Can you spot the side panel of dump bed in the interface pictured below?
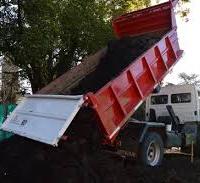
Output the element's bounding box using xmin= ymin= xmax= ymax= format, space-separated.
xmin=87 ymin=30 xmax=182 ymax=142
xmin=2 ymin=95 xmax=84 ymax=146
xmin=87 ymin=1 xmax=183 ymax=142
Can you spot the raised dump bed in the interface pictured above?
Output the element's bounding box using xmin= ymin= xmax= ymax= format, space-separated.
xmin=2 ymin=0 xmax=183 ymax=146
xmin=39 ymin=33 xmax=167 ymax=95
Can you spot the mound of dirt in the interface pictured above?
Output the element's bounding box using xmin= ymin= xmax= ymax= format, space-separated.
xmin=70 ymin=35 xmax=161 ymax=95
xmin=0 ymin=136 xmax=199 ymax=183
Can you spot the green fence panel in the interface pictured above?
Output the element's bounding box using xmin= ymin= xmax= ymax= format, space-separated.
xmin=0 ymin=104 xmax=16 ymax=142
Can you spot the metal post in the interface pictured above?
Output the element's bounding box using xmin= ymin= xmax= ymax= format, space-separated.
xmin=191 ymin=141 xmax=194 ymax=163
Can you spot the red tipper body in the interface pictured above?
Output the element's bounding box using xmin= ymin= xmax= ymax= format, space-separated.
xmin=86 ymin=1 xmax=183 ymax=143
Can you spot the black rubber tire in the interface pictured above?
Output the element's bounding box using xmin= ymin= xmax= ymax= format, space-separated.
xmin=140 ymin=132 xmax=164 ymax=167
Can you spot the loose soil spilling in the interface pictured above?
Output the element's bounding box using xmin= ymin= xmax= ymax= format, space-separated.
xmin=70 ymin=34 xmax=162 ymax=95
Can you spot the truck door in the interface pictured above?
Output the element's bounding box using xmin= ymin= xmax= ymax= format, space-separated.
xmin=170 ymin=92 xmax=197 ymax=123
xmin=146 ymin=94 xmax=169 ymax=121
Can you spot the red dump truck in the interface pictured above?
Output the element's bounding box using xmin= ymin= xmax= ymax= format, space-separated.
xmin=1 ymin=0 xmax=183 ymax=166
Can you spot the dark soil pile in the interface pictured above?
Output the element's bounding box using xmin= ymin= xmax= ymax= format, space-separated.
xmin=0 ymin=136 xmax=200 ymax=183
xmin=70 ymin=35 xmax=161 ymax=95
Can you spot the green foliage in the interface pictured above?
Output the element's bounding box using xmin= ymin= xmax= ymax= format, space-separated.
xmin=177 ymin=0 xmax=190 ymax=18
xmin=0 ymin=0 xmax=188 ymax=93
xmin=178 ymin=72 xmax=200 ymax=86
xmin=181 ymin=0 xmax=190 ymax=3
xmin=1 ymin=0 xmax=122 ymax=92
xmin=1 ymin=0 xmax=61 ymax=92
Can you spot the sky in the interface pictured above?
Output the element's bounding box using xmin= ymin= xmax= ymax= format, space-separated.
xmin=162 ymin=0 xmax=200 ymax=84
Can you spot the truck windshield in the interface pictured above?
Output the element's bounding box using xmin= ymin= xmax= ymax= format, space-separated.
xmin=171 ymin=93 xmax=191 ymax=103
xmin=151 ymin=95 xmax=168 ymax=105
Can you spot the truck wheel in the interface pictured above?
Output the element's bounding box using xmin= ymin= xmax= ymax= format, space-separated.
xmin=140 ymin=132 xmax=164 ymax=166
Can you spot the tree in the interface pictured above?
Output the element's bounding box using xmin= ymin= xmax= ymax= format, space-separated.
xmin=1 ymin=0 xmax=62 ymax=92
xmin=178 ymin=72 xmax=200 ymax=86
xmin=0 ymin=0 xmax=189 ymax=93
xmin=0 ymin=60 xmax=19 ymax=120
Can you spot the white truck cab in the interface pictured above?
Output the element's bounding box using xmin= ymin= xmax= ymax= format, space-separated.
xmin=146 ymin=84 xmax=200 ymax=124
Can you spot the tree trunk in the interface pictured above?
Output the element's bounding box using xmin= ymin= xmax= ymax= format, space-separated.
xmin=28 ymin=68 xmax=45 ymax=94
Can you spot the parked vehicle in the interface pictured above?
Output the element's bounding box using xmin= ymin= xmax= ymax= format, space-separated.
xmin=146 ymin=84 xmax=200 ymax=124
xmin=146 ymin=84 xmax=200 ymax=153
xmin=1 ymin=0 xmax=183 ymax=166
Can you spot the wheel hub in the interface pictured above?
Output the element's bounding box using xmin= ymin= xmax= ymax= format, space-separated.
xmin=147 ymin=141 xmax=160 ymax=166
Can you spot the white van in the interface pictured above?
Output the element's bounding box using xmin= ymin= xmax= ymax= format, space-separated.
xmin=146 ymin=84 xmax=200 ymax=124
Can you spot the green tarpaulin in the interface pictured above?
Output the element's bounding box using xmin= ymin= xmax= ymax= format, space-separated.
xmin=0 ymin=104 xmax=16 ymax=142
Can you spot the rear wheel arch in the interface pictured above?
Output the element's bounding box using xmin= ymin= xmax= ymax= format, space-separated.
xmin=139 ymin=126 xmax=167 ymax=144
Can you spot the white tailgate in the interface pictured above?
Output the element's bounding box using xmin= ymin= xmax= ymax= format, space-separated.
xmin=1 ymin=95 xmax=84 ymax=146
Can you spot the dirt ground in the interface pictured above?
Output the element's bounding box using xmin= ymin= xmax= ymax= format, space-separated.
xmin=0 ymin=136 xmax=199 ymax=183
